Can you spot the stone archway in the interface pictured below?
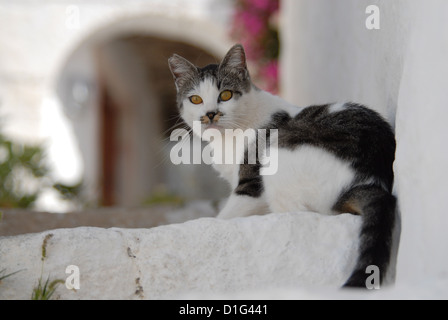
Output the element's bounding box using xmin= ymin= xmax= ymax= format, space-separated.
xmin=95 ymin=36 xmax=228 ymax=206
xmin=55 ymin=14 xmax=232 ymax=207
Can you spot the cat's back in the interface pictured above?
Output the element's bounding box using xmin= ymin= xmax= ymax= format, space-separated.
xmin=265 ymin=102 xmax=396 ymax=192
xmin=274 ymin=103 xmax=394 ymax=148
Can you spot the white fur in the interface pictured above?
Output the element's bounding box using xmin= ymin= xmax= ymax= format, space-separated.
xmin=182 ymin=80 xmax=301 ymax=137
xmin=216 ymin=144 xmax=356 ymax=219
xmin=217 ymin=193 xmax=270 ymax=219
xmin=242 ymin=89 xmax=301 ymax=128
xmin=182 ymin=78 xmax=354 ymax=219
xmin=208 ymin=124 xmax=257 ymax=188
xmin=210 ymin=133 xmax=244 ymax=189
xmin=182 ymin=78 xmax=221 ymax=137
xmin=263 ymin=146 xmax=355 ymax=215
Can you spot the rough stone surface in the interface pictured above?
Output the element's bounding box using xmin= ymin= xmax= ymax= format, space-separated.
xmin=0 ymin=212 xmax=360 ymax=300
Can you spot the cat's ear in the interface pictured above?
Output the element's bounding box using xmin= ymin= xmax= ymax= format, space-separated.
xmin=219 ymin=44 xmax=249 ymax=78
xmin=168 ymin=54 xmax=198 ymax=90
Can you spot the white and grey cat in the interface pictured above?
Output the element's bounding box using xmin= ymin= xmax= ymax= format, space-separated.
xmin=168 ymin=44 xmax=397 ymax=288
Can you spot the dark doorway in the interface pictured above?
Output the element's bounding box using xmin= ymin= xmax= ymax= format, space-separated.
xmin=95 ymin=36 xmax=228 ymax=207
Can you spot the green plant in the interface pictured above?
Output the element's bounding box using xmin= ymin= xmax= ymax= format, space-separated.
xmin=0 ymin=268 xmax=22 ymax=284
xmin=0 ymin=130 xmax=84 ymax=209
xmin=142 ymin=189 xmax=185 ymax=207
xmin=0 ymin=268 xmax=23 ymax=295
xmin=31 ymin=233 xmax=63 ymax=300
xmin=31 ymin=276 xmax=64 ymax=300
xmin=0 ymin=132 xmax=48 ymax=208
xmin=52 ymin=181 xmax=83 ymax=201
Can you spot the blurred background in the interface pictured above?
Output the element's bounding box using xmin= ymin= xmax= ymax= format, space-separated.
xmin=1 ymin=0 xmax=448 ymax=276
xmin=1 ymin=0 xmax=448 ymax=294
xmin=0 ymin=0 xmax=287 ymax=235
xmin=0 ymin=0 xmax=281 ymax=215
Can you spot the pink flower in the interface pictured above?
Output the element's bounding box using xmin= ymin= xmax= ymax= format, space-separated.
xmin=259 ymin=60 xmax=279 ymax=93
xmin=248 ymin=0 xmax=272 ymax=11
xmin=241 ymin=11 xmax=264 ymax=36
xmin=262 ymin=60 xmax=278 ymax=79
xmin=261 ymin=60 xmax=279 ymax=81
xmin=232 ymin=0 xmax=280 ymax=93
xmin=241 ymin=40 xmax=261 ymax=60
xmin=248 ymin=0 xmax=279 ymax=13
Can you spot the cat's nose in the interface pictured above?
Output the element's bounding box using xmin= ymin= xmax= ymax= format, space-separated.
xmin=206 ymin=112 xmax=217 ymax=121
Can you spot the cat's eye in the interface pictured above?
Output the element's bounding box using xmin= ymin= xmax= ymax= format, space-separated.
xmin=189 ymin=95 xmax=203 ymax=105
xmin=220 ymin=90 xmax=233 ymax=102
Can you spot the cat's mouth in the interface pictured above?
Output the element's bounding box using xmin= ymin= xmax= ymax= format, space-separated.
xmin=200 ymin=112 xmax=226 ymax=132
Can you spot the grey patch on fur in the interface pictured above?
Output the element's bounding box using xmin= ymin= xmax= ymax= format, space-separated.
xmin=263 ymin=103 xmax=396 ymax=192
xmin=261 ymin=103 xmax=397 ymax=288
xmin=168 ymin=44 xmax=252 ymax=110
xmin=217 ymin=44 xmax=252 ymax=94
xmin=235 ymin=135 xmax=263 ymax=198
xmin=334 ymin=185 xmax=397 ymax=287
xmin=235 ymin=163 xmax=263 ymax=198
xmin=168 ymin=54 xmax=200 ymax=108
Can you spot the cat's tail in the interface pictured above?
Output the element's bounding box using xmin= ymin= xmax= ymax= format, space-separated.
xmin=335 ymin=184 xmax=397 ymax=288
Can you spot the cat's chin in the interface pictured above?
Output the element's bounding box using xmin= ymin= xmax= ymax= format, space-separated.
xmin=206 ymin=123 xmax=224 ymax=130
xmin=203 ymin=124 xmax=225 ymax=133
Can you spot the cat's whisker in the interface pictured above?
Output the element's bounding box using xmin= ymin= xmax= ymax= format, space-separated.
xmin=159 ymin=124 xmax=191 ymax=144
xmin=160 ymin=117 xmax=187 ymax=137
xmin=153 ymin=126 xmax=194 ymax=169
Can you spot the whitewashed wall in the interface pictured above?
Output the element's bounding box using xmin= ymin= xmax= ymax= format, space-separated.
xmin=281 ymin=0 xmax=448 ymax=290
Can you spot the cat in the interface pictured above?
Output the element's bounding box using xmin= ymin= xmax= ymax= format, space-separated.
xmin=168 ymin=44 xmax=397 ymax=288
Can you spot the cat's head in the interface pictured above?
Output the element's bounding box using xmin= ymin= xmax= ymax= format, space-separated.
xmin=168 ymin=44 xmax=254 ymax=137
